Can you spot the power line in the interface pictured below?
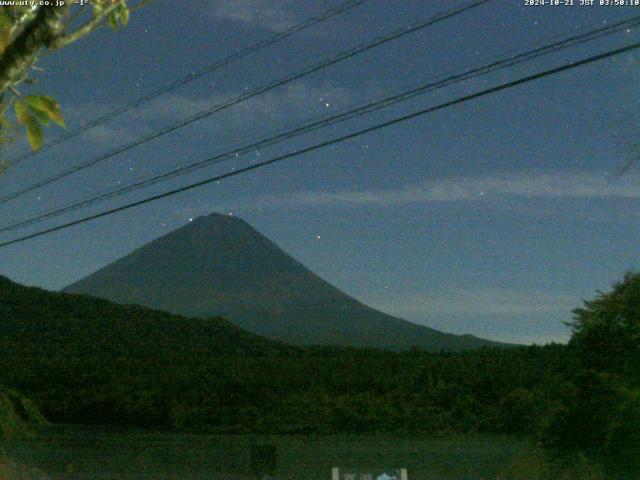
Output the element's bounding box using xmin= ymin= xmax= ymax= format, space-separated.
xmin=3 ymin=14 xmax=639 ymax=233
xmin=7 ymin=0 xmax=370 ymax=167
xmin=1 ymin=40 xmax=637 ymax=249
xmin=0 ymin=0 xmax=491 ymax=205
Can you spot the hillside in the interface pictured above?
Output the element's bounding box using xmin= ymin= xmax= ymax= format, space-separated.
xmin=0 ymin=274 xmax=288 ymax=427
xmin=0 ymin=275 xmax=566 ymax=433
xmin=0 ymin=273 xmax=283 ymax=360
xmin=64 ymin=213 xmax=506 ymax=351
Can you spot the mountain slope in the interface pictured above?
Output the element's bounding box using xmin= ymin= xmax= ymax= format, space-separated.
xmin=0 ymin=274 xmax=292 ymax=425
xmin=0 ymin=275 xmax=562 ymax=435
xmin=0 ymin=274 xmax=279 ymax=359
xmin=64 ymin=213 xmax=506 ymax=351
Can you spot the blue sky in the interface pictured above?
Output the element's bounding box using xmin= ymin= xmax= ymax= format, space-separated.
xmin=0 ymin=0 xmax=639 ymax=344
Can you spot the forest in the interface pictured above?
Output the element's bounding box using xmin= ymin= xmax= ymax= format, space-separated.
xmin=0 ymin=272 xmax=638 ymax=478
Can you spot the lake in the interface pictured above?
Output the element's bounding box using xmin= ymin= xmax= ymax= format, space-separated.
xmin=0 ymin=426 xmax=533 ymax=479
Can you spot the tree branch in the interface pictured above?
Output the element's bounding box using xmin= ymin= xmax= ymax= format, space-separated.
xmin=7 ymin=6 xmax=39 ymax=46
xmin=51 ymin=0 xmax=153 ymax=51
xmin=0 ymin=5 xmax=69 ymax=95
xmin=50 ymin=3 xmax=120 ymax=51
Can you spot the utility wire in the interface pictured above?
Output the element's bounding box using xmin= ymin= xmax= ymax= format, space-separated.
xmin=3 ymin=14 xmax=639 ymax=233
xmin=0 ymin=0 xmax=491 ymax=205
xmin=7 ymin=0 xmax=370 ymax=167
xmin=1 ymin=40 xmax=638 ymax=249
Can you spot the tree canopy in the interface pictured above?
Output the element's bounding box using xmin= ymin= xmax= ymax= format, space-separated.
xmin=0 ymin=0 xmax=144 ymax=169
xmin=543 ymin=272 xmax=640 ymax=479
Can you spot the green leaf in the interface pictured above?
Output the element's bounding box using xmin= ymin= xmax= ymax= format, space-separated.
xmin=23 ymin=94 xmax=50 ymax=112
xmin=14 ymin=100 xmax=29 ymax=125
xmin=92 ymin=1 xmax=105 ymax=18
xmin=24 ymin=95 xmax=65 ymax=127
xmin=28 ymin=107 xmax=50 ymax=126
xmin=48 ymin=109 xmax=65 ymax=128
xmin=108 ymin=10 xmax=119 ymax=31
xmin=119 ymin=5 xmax=129 ymax=27
xmin=25 ymin=116 xmax=43 ymax=151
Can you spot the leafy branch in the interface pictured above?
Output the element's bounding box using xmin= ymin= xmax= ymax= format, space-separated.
xmin=15 ymin=95 xmax=65 ymax=151
xmin=0 ymin=0 xmax=149 ymax=164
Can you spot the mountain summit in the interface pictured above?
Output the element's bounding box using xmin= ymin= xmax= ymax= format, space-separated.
xmin=64 ymin=213 xmax=504 ymax=350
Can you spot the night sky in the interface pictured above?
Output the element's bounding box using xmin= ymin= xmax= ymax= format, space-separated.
xmin=1 ymin=0 xmax=639 ymax=344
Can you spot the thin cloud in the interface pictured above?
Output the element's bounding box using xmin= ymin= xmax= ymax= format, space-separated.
xmin=228 ymin=170 xmax=640 ymax=211
xmin=362 ymin=287 xmax=577 ymax=345
xmin=149 ymin=84 xmax=352 ymax=123
xmin=214 ymin=0 xmax=299 ymax=32
xmin=67 ymin=82 xmax=352 ymax=147
xmin=369 ymin=287 xmax=580 ymax=319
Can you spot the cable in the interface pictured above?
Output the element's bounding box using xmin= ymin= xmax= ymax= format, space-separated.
xmin=1 ymin=40 xmax=637 ymax=249
xmin=0 ymin=0 xmax=491 ymax=205
xmin=7 ymin=0 xmax=370 ymax=167
xmin=1 ymin=0 xmax=487 ymax=202
xmin=4 ymin=16 xmax=638 ymax=231
xmin=3 ymin=14 xmax=639 ymax=232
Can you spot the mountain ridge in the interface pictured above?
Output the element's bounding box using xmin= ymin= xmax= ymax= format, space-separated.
xmin=64 ymin=213 xmax=509 ymax=351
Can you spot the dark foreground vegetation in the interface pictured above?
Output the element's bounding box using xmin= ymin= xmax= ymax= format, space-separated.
xmin=0 ymin=273 xmax=638 ymax=478
xmin=0 ymin=386 xmax=46 ymax=438
xmin=1 ymin=428 xmax=532 ymax=480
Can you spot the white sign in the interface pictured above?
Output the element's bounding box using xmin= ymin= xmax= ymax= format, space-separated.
xmin=332 ymin=467 xmax=408 ymax=480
